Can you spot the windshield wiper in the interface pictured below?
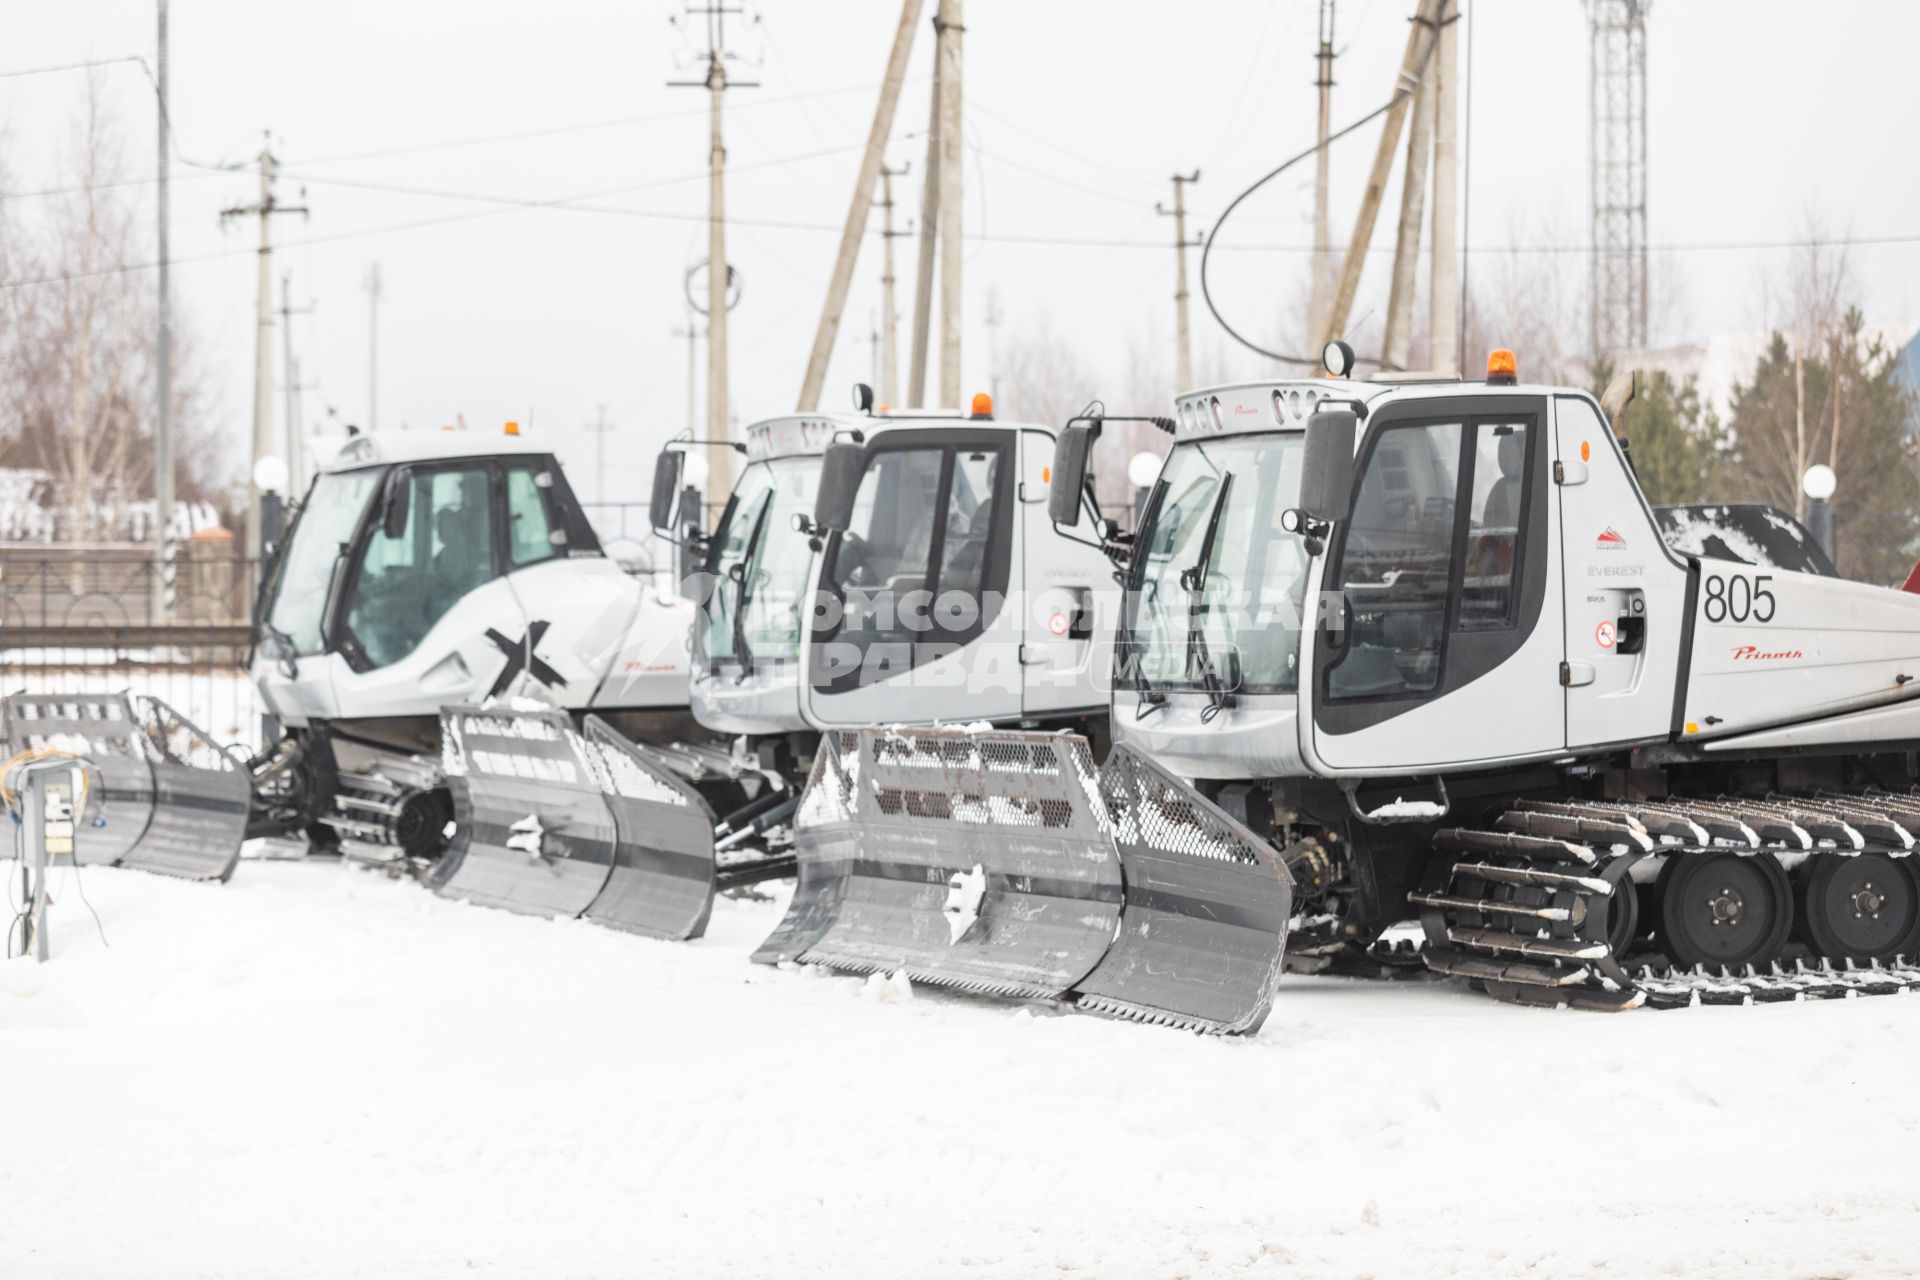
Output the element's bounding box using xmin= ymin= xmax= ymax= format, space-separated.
xmin=1179 ymin=474 xmax=1238 ymax=721
xmin=730 ymin=499 xmax=775 ymax=682
xmin=1123 ymin=480 xmax=1170 ymax=720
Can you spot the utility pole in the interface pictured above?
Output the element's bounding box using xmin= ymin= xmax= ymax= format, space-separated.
xmin=984 ymin=287 xmax=1003 ymax=404
xmin=906 ymin=42 xmax=943 ymax=408
xmin=1427 ymin=0 xmax=1461 ymax=375
xmin=1157 ymin=171 xmax=1202 ymax=392
xmin=1313 ymin=0 xmax=1442 ymax=359
xmin=364 ymin=263 xmax=383 ymax=431
xmin=795 ymin=0 xmax=924 ymax=411
xmin=934 ymin=0 xmax=965 ymax=407
xmin=672 ymin=313 xmax=701 ymax=435
xmin=584 ymin=405 xmax=614 ymax=509
xmin=1382 ymin=58 xmax=1434 ymax=369
xmin=1307 ymin=0 xmax=1337 ymax=347
xmin=279 ymin=272 xmax=315 ymax=493
xmin=152 ymin=0 xmax=173 ymax=621
xmin=877 ymin=161 xmax=909 ymax=406
xmin=671 ymin=1 xmax=756 ymax=499
xmin=221 ymin=143 xmax=306 ymax=563
xmin=1587 ymin=0 xmax=1650 ymax=359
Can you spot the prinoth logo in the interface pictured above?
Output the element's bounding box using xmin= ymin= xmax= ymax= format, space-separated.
xmin=1732 ymin=644 xmax=1804 ymax=662
xmin=1595 ymin=527 xmax=1627 ymax=550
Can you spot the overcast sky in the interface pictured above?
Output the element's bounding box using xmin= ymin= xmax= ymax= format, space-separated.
xmin=7 ymin=0 xmax=1918 ymax=507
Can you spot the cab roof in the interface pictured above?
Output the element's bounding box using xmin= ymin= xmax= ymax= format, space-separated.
xmin=744 ymin=409 xmax=1047 ymax=460
xmin=315 ymin=429 xmax=553 ymax=474
xmin=1173 ymin=375 xmax=1587 ymax=441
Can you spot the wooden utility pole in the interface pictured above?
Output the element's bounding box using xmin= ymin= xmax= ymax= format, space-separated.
xmin=1427 ymin=0 xmax=1461 ymax=375
xmin=1157 ymin=172 xmax=1202 ymax=392
xmin=221 ymin=144 xmax=306 ymax=562
xmin=1382 ymin=62 xmax=1434 ymax=369
xmin=877 ymin=162 xmax=909 ymax=405
xmin=934 ymin=0 xmax=965 ymax=407
xmin=906 ymin=38 xmax=944 ymax=407
xmin=672 ymin=2 xmax=755 ymax=497
xmin=1312 ymin=0 xmax=1442 ymax=359
xmin=795 ymin=0 xmax=924 ymax=411
xmin=1308 ymin=0 xmax=1337 ymax=345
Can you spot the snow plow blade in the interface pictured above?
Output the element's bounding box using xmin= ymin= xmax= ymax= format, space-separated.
xmin=1073 ymin=745 xmax=1291 ymax=1034
xmin=579 ymin=718 xmax=715 ymax=941
xmin=0 ymin=693 xmax=248 ymax=881
xmin=753 ymin=727 xmax=1292 ymax=1033
xmin=433 ymin=707 xmax=618 ymax=917
xmin=433 ymin=707 xmax=717 ymax=940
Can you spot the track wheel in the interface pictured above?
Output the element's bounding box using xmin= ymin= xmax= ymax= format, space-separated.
xmin=1799 ymin=853 xmax=1920 ymax=963
xmin=1656 ymin=852 xmax=1792 ymax=970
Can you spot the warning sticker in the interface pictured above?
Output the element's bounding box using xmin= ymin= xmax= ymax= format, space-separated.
xmin=1595 ymin=620 xmax=1617 ymax=650
xmin=1048 ymin=612 xmax=1070 ymax=637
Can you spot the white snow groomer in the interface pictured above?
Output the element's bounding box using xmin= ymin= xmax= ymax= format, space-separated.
xmin=248 ymin=427 xmax=734 ymax=939
xmin=1038 ymin=344 xmax=1920 ymax=1013
xmin=735 ymin=390 xmax=1299 ymax=1034
xmin=1 ymin=693 xmax=250 ymax=881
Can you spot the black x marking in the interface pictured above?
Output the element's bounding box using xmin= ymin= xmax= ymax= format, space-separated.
xmin=485 ymin=620 xmax=563 ymax=697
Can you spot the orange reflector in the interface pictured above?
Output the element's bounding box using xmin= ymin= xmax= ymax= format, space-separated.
xmin=970 ymin=392 xmax=993 ymax=419
xmin=1685 ymin=721 xmax=1699 ymax=735
xmin=504 ymin=421 xmax=521 ymax=436
xmin=1580 ymin=440 xmax=1591 ymax=462
xmin=1042 ymin=466 xmax=1051 ymax=484
xmin=1486 ymin=348 xmax=1518 ymax=384
xmin=876 ymin=404 xmax=892 ymax=413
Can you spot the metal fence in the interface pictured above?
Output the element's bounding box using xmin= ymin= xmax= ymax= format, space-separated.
xmin=0 ymin=549 xmax=267 ymax=751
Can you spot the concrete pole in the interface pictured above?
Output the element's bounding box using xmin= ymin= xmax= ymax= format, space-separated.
xmin=934 ymin=0 xmax=965 ymax=408
xmin=152 ymin=0 xmax=173 ymax=620
xmin=687 ymin=317 xmax=699 ymax=436
xmin=1427 ymin=0 xmax=1460 ymax=375
xmin=795 ymin=0 xmax=924 ymax=412
xmin=1164 ymin=172 xmax=1200 ymax=391
xmin=281 ymin=272 xmax=300 ymax=488
xmin=1382 ymin=64 xmax=1434 ymax=369
xmin=364 ymin=262 xmax=382 ymax=431
xmin=1307 ymin=0 xmax=1336 ymax=347
xmin=248 ymin=148 xmax=275 ymax=563
xmin=706 ymin=52 xmax=733 ymax=498
xmin=1313 ymin=0 xmax=1443 ymax=358
xmin=879 ymin=164 xmax=903 ymax=406
xmin=906 ymin=43 xmax=944 ymax=408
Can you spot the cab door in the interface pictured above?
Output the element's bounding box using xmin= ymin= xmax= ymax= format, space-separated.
xmin=1019 ymin=428 xmax=1110 ymax=717
xmin=1310 ymin=397 xmax=1565 ymax=773
xmin=1553 ymin=395 xmax=1692 ymax=749
xmin=805 ymin=431 xmax=1022 ymax=727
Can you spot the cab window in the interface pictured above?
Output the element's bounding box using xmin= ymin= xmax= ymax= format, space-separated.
xmin=342 ymin=465 xmax=498 ymax=669
xmin=505 ymin=464 xmax=562 ymax=569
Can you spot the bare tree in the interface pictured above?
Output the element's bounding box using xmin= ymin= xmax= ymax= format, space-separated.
xmin=0 ymin=79 xmax=228 ymax=544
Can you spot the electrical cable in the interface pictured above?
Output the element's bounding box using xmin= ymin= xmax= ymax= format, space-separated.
xmin=1198 ymin=8 xmax=1443 ymax=369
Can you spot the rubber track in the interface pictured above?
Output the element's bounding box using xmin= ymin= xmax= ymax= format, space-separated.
xmin=1415 ymin=790 xmax=1920 ymax=1010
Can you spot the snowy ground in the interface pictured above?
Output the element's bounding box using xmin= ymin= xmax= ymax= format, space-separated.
xmin=4 ymin=859 xmax=1920 ymax=1279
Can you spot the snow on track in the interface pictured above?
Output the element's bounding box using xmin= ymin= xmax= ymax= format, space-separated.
xmin=3 ymin=859 xmax=1919 ymax=1278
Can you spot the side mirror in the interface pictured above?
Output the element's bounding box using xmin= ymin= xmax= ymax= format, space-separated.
xmin=1048 ymin=425 xmax=1094 ymax=526
xmin=381 ymin=472 xmax=410 ymax=539
xmin=813 ymin=441 xmax=866 ymax=534
xmin=649 ymin=451 xmax=684 ymax=532
xmin=1298 ymin=407 xmax=1358 ymax=523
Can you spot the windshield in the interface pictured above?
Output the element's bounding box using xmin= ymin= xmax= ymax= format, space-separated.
xmin=701 ymin=456 xmax=822 ymax=668
xmin=1124 ymin=433 xmax=1309 ymax=696
xmin=263 ymin=467 xmax=384 ymax=656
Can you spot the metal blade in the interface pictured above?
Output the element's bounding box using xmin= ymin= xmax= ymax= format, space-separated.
xmin=1072 ymin=745 xmax=1292 ymax=1034
xmin=579 ymin=717 xmax=717 ymax=941
xmin=431 ymin=706 xmax=616 ymax=918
